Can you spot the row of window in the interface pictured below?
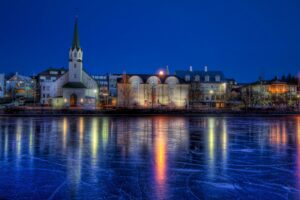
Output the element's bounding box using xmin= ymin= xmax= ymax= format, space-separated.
xmin=185 ymin=75 xmax=221 ymax=82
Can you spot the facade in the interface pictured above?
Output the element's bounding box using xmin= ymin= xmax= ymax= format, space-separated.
xmin=48 ymin=18 xmax=98 ymax=108
xmin=37 ymin=68 xmax=66 ymax=105
xmin=5 ymin=73 xmax=36 ymax=102
xmin=0 ymin=74 xmax=4 ymax=97
xmin=117 ymin=74 xmax=189 ymax=108
xmin=175 ymin=67 xmax=228 ymax=108
xmin=241 ymin=80 xmax=298 ymax=108
xmin=92 ymin=74 xmax=109 ymax=105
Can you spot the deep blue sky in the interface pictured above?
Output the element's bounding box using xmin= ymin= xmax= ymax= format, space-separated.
xmin=0 ymin=0 xmax=300 ymax=82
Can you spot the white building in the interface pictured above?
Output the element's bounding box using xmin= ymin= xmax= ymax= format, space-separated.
xmin=50 ymin=18 xmax=98 ymax=108
xmin=0 ymin=74 xmax=4 ymax=97
xmin=117 ymin=74 xmax=189 ymax=108
xmin=37 ymin=68 xmax=66 ymax=105
xmin=176 ymin=67 xmax=229 ymax=108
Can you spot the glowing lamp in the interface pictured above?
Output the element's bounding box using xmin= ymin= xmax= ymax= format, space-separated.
xmin=159 ymin=70 xmax=164 ymax=76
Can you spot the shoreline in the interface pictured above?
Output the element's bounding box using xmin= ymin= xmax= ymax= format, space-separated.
xmin=0 ymin=107 xmax=299 ymax=117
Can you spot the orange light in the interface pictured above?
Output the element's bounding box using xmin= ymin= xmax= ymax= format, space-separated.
xmin=159 ymin=70 xmax=164 ymax=76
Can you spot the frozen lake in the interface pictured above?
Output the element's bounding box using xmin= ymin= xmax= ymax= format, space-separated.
xmin=0 ymin=116 xmax=300 ymax=199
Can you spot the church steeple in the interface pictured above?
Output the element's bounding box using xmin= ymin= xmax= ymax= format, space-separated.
xmin=68 ymin=17 xmax=83 ymax=82
xmin=71 ymin=17 xmax=81 ymax=50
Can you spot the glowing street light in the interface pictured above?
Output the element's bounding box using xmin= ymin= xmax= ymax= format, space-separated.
xmin=159 ymin=70 xmax=164 ymax=76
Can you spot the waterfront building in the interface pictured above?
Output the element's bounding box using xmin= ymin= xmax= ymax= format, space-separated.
xmin=175 ymin=66 xmax=229 ymax=108
xmin=48 ymin=18 xmax=98 ymax=108
xmin=91 ymin=74 xmax=109 ymax=106
xmin=5 ymin=72 xmax=36 ymax=103
xmin=37 ymin=68 xmax=66 ymax=105
xmin=241 ymin=80 xmax=298 ymax=108
xmin=117 ymin=73 xmax=189 ymax=108
xmin=0 ymin=74 xmax=4 ymax=98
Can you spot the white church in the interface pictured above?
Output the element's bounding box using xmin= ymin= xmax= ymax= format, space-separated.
xmin=51 ymin=18 xmax=98 ymax=108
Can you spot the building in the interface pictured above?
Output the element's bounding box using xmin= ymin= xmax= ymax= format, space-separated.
xmin=175 ymin=66 xmax=229 ymax=108
xmin=49 ymin=18 xmax=98 ymax=108
xmin=0 ymin=74 xmax=4 ymax=98
xmin=241 ymin=80 xmax=298 ymax=108
xmin=117 ymin=74 xmax=189 ymax=108
xmin=5 ymin=72 xmax=36 ymax=103
xmin=92 ymin=74 xmax=109 ymax=106
xmin=37 ymin=68 xmax=66 ymax=105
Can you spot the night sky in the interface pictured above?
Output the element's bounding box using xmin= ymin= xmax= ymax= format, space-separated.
xmin=0 ymin=0 xmax=300 ymax=82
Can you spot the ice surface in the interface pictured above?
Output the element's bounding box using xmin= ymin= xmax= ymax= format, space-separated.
xmin=0 ymin=116 xmax=300 ymax=199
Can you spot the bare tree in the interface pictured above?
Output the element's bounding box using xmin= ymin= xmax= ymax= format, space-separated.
xmin=119 ymin=73 xmax=132 ymax=108
xmin=189 ymin=81 xmax=202 ymax=108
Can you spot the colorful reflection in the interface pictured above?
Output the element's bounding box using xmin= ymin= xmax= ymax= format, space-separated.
xmin=221 ymin=119 xmax=228 ymax=169
xmin=154 ymin=117 xmax=167 ymax=199
xmin=269 ymin=121 xmax=287 ymax=147
xmin=296 ymin=117 xmax=300 ymax=189
xmin=62 ymin=117 xmax=68 ymax=150
xmin=207 ymin=118 xmax=215 ymax=177
xmin=91 ymin=118 xmax=99 ymax=165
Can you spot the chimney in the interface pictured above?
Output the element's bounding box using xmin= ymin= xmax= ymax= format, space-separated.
xmin=189 ymin=66 xmax=193 ymax=72
xmin=204 ymin=66 xmax=208 ymax=72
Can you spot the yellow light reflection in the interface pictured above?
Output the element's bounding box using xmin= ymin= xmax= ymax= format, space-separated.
xmin=79 ymin=117 xmax=84 ymax=140
xmin=154 ymin=117 xmax=167 ymax=199
xmin=16 ymin=119 xmax=22 ymax=159
xmin=208 ymin=118 xmax=215 ymax=177
xmin=29 ymin=119 xmax=34 ymax=157
xmin=269 ymin=122 xmax=287 ymax=147
xmin=101 ymin=118 xmax=109 ymax=149
xmin=222 ymin=119 xmax=228 ymax=168
xmin=63 ymin=117 xmax=68 ymax=150
xmin=91 ymin=118 xmax=99 ymax=164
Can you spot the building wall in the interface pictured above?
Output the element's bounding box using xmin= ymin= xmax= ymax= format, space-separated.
xmin=117 ymin=75 xmax=189 ymax=108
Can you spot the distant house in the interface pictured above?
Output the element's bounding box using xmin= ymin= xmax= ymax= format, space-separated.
xmin=5 ymin=72 xmax=36 ymax=101
xmin=240 ymin=80 xmax=298 ymax=108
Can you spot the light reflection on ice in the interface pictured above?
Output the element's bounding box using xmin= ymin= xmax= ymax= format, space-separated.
xmin=0 ymin=116 xmax=300 ymax=199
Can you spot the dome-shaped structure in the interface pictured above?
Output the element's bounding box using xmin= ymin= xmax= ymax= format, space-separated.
xmin=146 ymin=76 xmax=161 ymax=85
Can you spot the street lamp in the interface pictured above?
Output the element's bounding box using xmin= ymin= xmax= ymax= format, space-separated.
xmin=209 ymin=90 xmax=214 ymax=109
xmin=94 ymin=89 xmax=98 ymax=109
xmin=159 ymin=70 xmax=164 ymax=76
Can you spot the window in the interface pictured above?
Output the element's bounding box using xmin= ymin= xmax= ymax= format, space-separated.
xmin=74 ymin=64 xmax=76 ymax=68
xmin=74 ymin=74 xmax=77 ymax=78
xmin=215 ymin=75 xmax=220 ymax=82
xmin=185 ymin=75 xmax=190 ymax=82
xmin=195 ymin=75 xmax=200 ymax=81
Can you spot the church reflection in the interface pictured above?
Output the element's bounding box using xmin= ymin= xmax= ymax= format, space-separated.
xmin=2 ymin=116 xmax=300 ymax=198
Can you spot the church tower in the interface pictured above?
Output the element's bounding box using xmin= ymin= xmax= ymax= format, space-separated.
xmin=68 ymin=18 xmax=83 ymax=82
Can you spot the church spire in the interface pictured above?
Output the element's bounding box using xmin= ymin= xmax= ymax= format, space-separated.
xmin=71 ymin=17 xmax=81 ymax=50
